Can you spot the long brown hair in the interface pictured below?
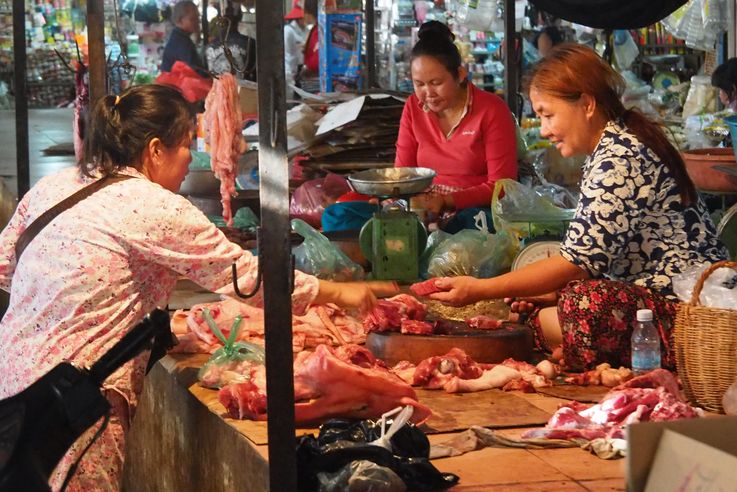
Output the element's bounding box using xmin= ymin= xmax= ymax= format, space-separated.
xmin=525 ymin=43 xmax=696 ymax=206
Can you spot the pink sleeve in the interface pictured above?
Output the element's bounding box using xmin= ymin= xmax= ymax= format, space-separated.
xmin=452 ymin=98 xmax=517 ymax=209
xmin=0 ymin=195 xmax=30 ymax=291
xmin=394 ymin=98 xmax=418 ymax=168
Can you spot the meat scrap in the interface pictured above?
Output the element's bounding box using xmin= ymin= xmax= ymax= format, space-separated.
xmin=564 ymin=363 xmax=634 ymax=388
xmin=204 ymin=73 xmax=243 ymax=226
xmin=400 ymin=319 xmax=435 ymax=335
xmin=409 ymin=278 xmax=444 ymax=297
xmin=465 ymin=315 xmax=502 ymax=330
xmin=398 ymin=349 xmax=554 ymax=394
xmin=522 ymin=369 xmax=703 ymax=441
xmin=218 ymin=344 xmax=432 ymax=425
xmin=363 ymin=294 xmax=428 ymax=333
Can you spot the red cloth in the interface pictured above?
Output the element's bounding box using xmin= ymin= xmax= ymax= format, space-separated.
xmin=395 ymin=83 xmax=517 ymax=210
xmin=304 ymin=25 xmax=319 ymax=73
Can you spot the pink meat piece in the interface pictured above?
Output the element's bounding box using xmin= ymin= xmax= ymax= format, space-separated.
xmin=332 ymin=344 xmax=386 ymax=369
xmin=445 ymin=365 xmax=522 ymax=393
xmin=465 ymin=315 xmax=502 ymax=330
xmin=412 ymin=348 xmax=485 ymax=389
xmin=391 ymin=360 xmax=417 ymax=384
xmin=363 ymin=294 xmax=427 ymax=333
xmin=409 ymin=279 xmax=443 ymax=297
xmin=522 ymin=369 xmax=702 ymax=441
xmin=400 ymin=319 xmax=435 ymax=335
xmin=204 ymin=73 xmax=242 ymax=226
xmin=219 ymin=344 xmax=432 ymax=425
xmin=173 ymin=299 xmax=364 ymax=353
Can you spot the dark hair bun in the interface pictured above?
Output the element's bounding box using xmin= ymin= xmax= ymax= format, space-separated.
xmin=417 ymin=20 xmax=455 ymax=43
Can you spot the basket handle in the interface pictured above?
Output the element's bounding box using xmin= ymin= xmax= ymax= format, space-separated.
xmin=689 ymin=260 xmax=737 ymax=306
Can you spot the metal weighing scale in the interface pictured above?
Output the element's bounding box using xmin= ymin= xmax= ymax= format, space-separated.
xmin=347 ymin=168 xmax=436 ymax=282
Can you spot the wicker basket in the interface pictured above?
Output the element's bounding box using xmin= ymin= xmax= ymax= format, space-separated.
xmin=674 ymin=260 xmax=737 ymax=412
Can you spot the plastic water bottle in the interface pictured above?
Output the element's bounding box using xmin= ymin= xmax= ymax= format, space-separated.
xmin=631 ymin=309 xmax=661 ymax=375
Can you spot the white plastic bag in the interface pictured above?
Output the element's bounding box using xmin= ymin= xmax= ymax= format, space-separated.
xmin=672 ymin=263 xmax=737 ymax=309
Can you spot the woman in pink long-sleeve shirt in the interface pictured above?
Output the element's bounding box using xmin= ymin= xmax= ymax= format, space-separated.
xmin=395 ymin=21 xmax=517 ymax=225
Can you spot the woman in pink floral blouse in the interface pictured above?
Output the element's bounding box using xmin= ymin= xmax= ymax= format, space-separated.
xmin=0 ymin=84 xmax=388 ymax=491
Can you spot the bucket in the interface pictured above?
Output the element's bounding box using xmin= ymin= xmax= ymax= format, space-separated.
xmin=680 ymin=147 xmax=737 ymax=192
xmin=725 ymin=116 xmax=737 ymax=161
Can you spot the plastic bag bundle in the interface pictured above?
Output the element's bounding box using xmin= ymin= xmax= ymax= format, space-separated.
xmin=297 ymin=417 xmax=458 ymax=491
xmin=290 ymin=174 xmax=352 ymax=229
xmin=426 ymin=228 xmax=519 ymax=279
xmin=292 ymin=219 xmax=364 ymax=281
xmin=197 ymin=308 xmax=266 ymax=389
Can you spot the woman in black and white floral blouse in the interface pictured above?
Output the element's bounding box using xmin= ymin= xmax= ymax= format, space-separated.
xmin=418 ymin=44 xmax=728 ymax=370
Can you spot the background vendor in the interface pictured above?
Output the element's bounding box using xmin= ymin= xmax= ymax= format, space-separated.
xmin=394 ymin=21 xmax=518 ymax=233
xmin=423 ymin=44 xmax=728 ymax=371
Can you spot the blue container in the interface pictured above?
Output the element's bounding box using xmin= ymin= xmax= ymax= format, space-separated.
xmin=724 ymin=115 xmax=737 ymax=161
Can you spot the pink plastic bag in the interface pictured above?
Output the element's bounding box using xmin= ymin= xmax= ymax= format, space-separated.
xmin=289 ymin=174 xmax=351 ymax=228
xmin=156 ymin=61 xmax=213 ymax=103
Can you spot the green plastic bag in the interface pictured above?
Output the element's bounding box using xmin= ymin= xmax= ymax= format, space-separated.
xmin=207 ymin=207 xmax=260 ymax=230
xmin=491 ymin=179 xmax=574 ymax=239
xmin=197 ymin=308 xmax=265 ymax=389
xmin=426 ymin=228 xmax=519 ymax=278
xmin=292 ymin=218 xmax=364 ymax=281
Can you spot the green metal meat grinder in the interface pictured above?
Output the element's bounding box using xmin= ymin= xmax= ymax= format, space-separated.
xmin=347 ymin=168 xmax=436 ymax=283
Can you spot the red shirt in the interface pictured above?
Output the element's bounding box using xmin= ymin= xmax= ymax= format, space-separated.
xmin=304 ymin=25 xmax=319 ymax=73
xmin=395 ymin=83 xmax=518 ymax=210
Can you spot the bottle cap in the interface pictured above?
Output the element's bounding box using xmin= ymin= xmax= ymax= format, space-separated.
xmin=637 ymin=309 xmax=653 ymax=322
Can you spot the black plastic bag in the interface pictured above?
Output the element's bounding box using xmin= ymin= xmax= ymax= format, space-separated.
xmin=296 ymin=418 xmax=459 ymax=491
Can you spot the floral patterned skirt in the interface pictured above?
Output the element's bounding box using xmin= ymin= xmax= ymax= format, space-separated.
xmin=529 ymin=279 xmax=677 ymax=371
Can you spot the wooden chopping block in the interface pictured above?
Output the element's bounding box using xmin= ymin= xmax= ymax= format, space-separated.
xmin=367 ymin=323 xmax=533 ymax=366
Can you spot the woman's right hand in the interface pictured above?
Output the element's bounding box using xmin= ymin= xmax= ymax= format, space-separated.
xmin=315 ymin=280 xmax=379 ymax=314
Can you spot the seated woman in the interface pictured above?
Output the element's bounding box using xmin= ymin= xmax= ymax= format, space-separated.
xmin=395 ymin=21 xmax=518 ymax=232
xmin=423 ymin=44 xmax=728 ymax=370
xmin=711 ymin=57 xmax=737 ymax=112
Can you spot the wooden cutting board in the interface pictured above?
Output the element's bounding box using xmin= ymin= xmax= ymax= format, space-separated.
xmin=367 ymin=324 xmax=533 ymax=366
xmin=536 ymin=384 xmax=611 ymax=403
xmin=417 ymin=388 xmax=551 ymax=434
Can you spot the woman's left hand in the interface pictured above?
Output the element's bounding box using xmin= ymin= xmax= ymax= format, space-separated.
xmin=411 ymin=193 xmax=448 ymax=215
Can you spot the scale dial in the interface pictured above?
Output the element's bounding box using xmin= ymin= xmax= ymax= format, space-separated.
xmin=511 ymin=241 xmax=562 ymax=270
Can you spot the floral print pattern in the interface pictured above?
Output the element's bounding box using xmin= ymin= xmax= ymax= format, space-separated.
xmin=0 ymin=167 xmax=319 ymax=491
xmin=560 ymin=120 xmax=727 ymax=295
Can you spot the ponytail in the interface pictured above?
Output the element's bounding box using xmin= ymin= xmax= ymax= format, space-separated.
xmin=82 ymin=84 xmax=194 ymax=178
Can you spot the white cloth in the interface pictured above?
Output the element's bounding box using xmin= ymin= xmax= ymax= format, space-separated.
xmin=284 ymin=20 xmax=306 ymax=84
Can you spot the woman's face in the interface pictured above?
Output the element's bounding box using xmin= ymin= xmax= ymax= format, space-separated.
xmin=149 ymin=134 xmax=193 ymax=192
xmin=719 ymin=88 xmax=731 ymax=106
xmin=411 ymin=55 xmax=464 ymax=113
xmin=530 ymin=86 xmax=598 ymax=157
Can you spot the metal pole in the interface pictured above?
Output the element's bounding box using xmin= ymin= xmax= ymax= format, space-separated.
xmin=255 ymin=1 xmax=297 ymax=491
xmin=503 ymin=0 xmax=520 ymax=118
xmin=87 ymin=0 xmax=106 ymax=104
xmin=201 ymin=0 xmax=208 ymax=67
xmin=366 ymin=0 xmax=376 ymax=88
xmin=12 ymin=0 xmax=29 ymax=197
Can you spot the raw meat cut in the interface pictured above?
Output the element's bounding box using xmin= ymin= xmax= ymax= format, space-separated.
xmin=218 ymin=344 xmax=432 ymax=424
xmin=522 ymin=369 xmax=702 ymax=441
xmin=464 ymin=315 xmax=502 ymax=330
xmin=363 ymin=294 xmax=428 ymax=333
xmin=409 ymin=279 xmax=443 ymax=297
xmin=406 ymin=349 xmax=553 ymax=393
xmin=204 ymin=73 xmax=242 ymax=226
xmin=400 ymin=319 xmax=435 ymax=335
xmin=170 ymin=298 xmax=366 ymax=353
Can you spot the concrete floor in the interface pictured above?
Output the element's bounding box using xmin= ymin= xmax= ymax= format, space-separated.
xmin=0 ymin=108 xmax=77 ymax=200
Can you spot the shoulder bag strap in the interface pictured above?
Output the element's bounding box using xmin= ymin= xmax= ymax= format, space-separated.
xmin=15 ymin=174 xmax=134 ymax=261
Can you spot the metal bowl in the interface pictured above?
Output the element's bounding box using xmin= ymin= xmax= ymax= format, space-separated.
xmin=347 ymin=167 xmax=436 ymax=197
xmin=180 ymin=169 xmax=221 ymax=196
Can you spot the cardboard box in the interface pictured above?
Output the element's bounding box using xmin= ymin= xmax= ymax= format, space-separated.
xmin=626 ymin=416 xmax=737 ymax=492
xmin=238 ymin=80 xmax=258 ymax=116
xmin=321 ymin=0 xmax=362 ymax=13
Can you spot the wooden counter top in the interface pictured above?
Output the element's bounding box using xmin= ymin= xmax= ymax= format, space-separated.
xmin=122 ymin=353 xmax=625 ymax=491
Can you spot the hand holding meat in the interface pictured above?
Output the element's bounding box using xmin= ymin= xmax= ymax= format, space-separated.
xmin=426 ymin=276 xmax=485 ymax=306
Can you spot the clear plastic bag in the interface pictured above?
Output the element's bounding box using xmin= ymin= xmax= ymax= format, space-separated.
xmin=197 ymin=308 xmax=266 ymax=389
xmin=317 ymin=460 xmax=406 ymax=492
xmin=290 ymin=174 xmax=352 ymax=228
xmin=292 ymin=218 xmax=365 ymax=281
xmin=672 ymin=263 xmax=737 ymax=309
xmin=491 ymin=179 xmax=574 ymax=238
